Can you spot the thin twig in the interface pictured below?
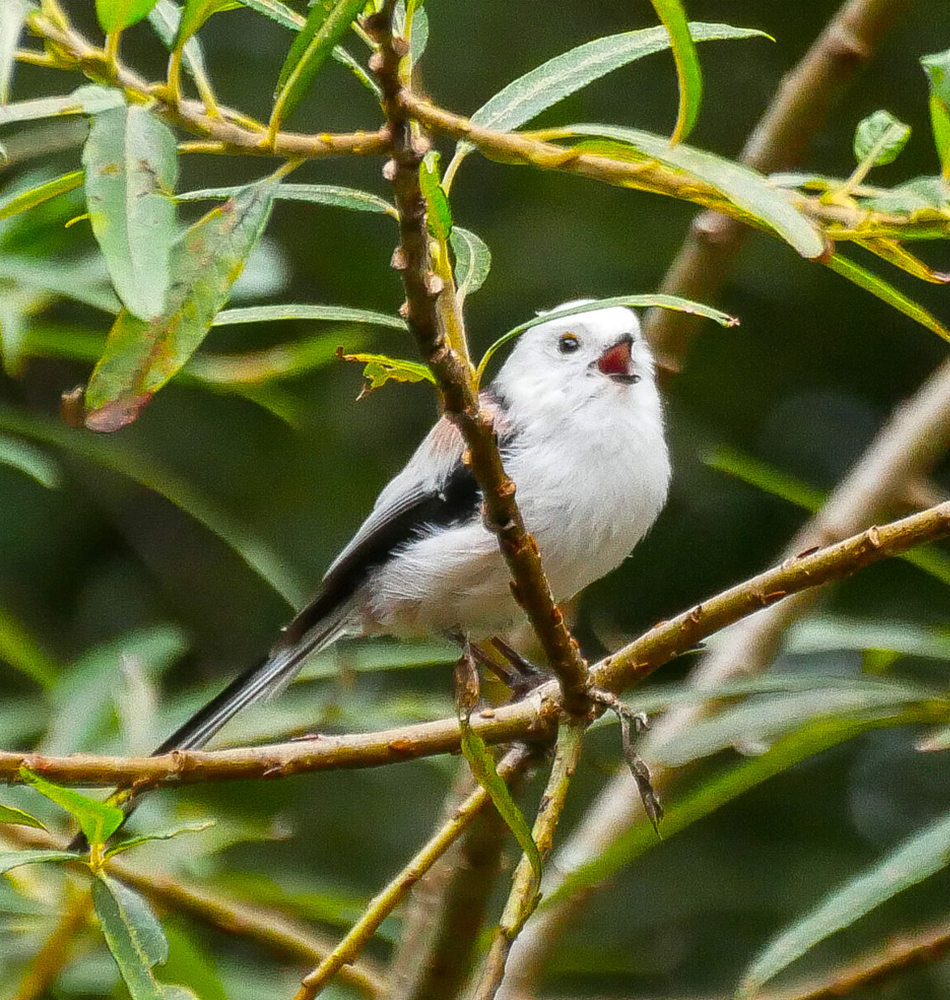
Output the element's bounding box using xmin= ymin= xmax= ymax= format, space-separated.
xmin=4 ymin=500 xmax=950 ymax=787
xmin=469 ymin=723 xmax=584 ymax=1000
xmin=386 ymin=762 xmax=512 ymax=1000
xmin=23 ymin=10 xmax=388 ymax=159
xmin=368 ymin=3 xmax=593 ymax=715
xmin=293 ymin=746 xmax=533 ymax=1000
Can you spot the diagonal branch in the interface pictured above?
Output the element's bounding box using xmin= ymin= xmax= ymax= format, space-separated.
xmin=3 ymin=500 xmax=950 ymax=789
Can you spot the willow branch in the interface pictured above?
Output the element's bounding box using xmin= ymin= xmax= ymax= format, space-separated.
xmin=3 ymin=501 xmax=950 ymax=787
xmin=23 ymin=10 xmax=387 ymax=159
xmin=367 ymin=4 xmax=592 ymax=714
xmin=643 ymin=0 xmax=917 ymax=370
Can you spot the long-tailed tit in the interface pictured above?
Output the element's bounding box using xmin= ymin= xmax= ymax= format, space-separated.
xmin=156 ymin=301 xmax=671 ymax=754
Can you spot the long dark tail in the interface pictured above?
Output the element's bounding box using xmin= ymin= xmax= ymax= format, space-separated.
xmin=69 ymin=617 xmax=347 ymax=852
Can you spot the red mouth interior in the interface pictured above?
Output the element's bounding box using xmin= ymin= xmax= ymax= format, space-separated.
xmin=597 ymin=340 xmax=632 ymax=377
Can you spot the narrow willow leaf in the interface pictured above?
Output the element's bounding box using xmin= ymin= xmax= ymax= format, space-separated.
xmin=174 ymin=0 xmax=241 ymax=46
xmin=861 ymin=175 xmax=950 ymax=215
xmin=271 ymin=0 xmax=367 ymax=130
xmin=855 ymin=238 xmax=950 ymax=283
xmin=0 ymin=604 xmax=58 ymax=688
xmin=239 ymin=0 xmax=302 ymax=29
xmin=0 ymin=170 xmax=84 ymax=221
xmin=647 ymin=0 xmax=701 ymax=143
xmin=20 ymin=768 xmax=125 ymax=846
xmin=567 ymin=124 xmax=827 ymax=259
xmin=786 ymin=616 xmax=950 ymax=663
xmin=739 ymin=809 xmax=950 ymax=996
xmin=0 ymin=803 xmax=46 ymax=829
xmin=214 ymin=303 xmax=405 ymax=329
xmin=447 ymin=23 xmax=768 ymax=181
xmin=83 ymin=175 xmax=280 ymax=431
xmin=96 ymin=0 xmax=161 ymax=32
xmin=331 ymin=44 xmax=381 ymax=98
xmin=94 ymin=875 xmax=197 ymax=1000
xmin=338 ymin=350 xmax=434 ymax=397
xmin=825 ymin=252 xmax=950 ymax=343
xmin=419 ymin=151 xmax=452 ymax=241
xmin=148 ymin=0 xmax=215 ymax=92
xmin=478 ymin=293 xmax=737 ymax=380
xmin=178 ymin=182 xmax=397 ymax=217
xmin=0 ymin=433 xmax=61 ymax=488
xmin=460 ymin=717 xmax=542 ymax=880
xmin=853 ymin=109 xmax=911 ymax=167
xmin=450 ymin=227 xmax=491 ymax=305
xmin=0 ymin=849 xmax=76 ymax=874
xmin=921 ymin=50 xmax=950 ymax=177
xmin=106 ymin=820 xmax=215 ymax=858
xmin=82 ymin=105 xmax=179 ymax=321
xmin=0 ymin=402 xmax=305 ymax=604
xmin=0 ymin=85 xmax=124 ymax=125
xmin=0 ymin=0 xmax=32 ymax=104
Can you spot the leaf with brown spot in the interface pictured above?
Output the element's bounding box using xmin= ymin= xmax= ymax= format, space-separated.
xmin=82 ymin=176 xmax=280 ymax=431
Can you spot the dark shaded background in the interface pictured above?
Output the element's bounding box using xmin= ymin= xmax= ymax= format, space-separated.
xmin=3 ymin=2 xmax=950 ymax=997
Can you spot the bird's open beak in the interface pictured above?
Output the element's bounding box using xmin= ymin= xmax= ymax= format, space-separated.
xmin=596 ymin=336 xmax=640 ymax=384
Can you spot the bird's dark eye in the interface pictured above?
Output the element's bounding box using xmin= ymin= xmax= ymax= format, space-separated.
xmin=558 ymin=333 xmax=580 ymax=354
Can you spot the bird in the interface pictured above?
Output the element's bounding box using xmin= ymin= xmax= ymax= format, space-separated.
xmin=154 ymin=300 xmax=671 ymax=755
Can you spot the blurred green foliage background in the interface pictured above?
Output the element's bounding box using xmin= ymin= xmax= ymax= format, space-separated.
xmin=3 ymin=2 xmax=950 ymax=998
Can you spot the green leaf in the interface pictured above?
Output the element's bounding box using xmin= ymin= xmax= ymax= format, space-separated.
xmin=0 ymin=849 xmax=77 ymax=874
xmin=330 ymin=43 xmax=381 ymax=98
xmin=786 ymin=615 xmax=950 ymax=663
xmin=93 ymin=874 xmax=198 ymax=1000
xmin=0 ymin=170 xmax=85 ymax=221
xmin=0 ymin=803 xmax=47 ymax=829
xmin=446 ymin=23 xmax=768 ymax=184
xmin=0 ymin=0 xmax=33 ymax=104
xmin=178 ymin=182 xmax=397 ymax=217
xmin=647 ymin=0 xmax=701 ymax=143
xmin=106 ymin=820 xmax=216 ymax=859
xmin=0 ymin=604 xmax=58 ymax=688
xmin=20 ymin=768 xmax=126 ymax=846
xmin=739 ymin=808 xmax=950 ymax=995
xmin=853 ymin=109 xmax=911 ymax=168
xmin=567 ymin=124 xmax=827 ymax=259
xmin=0 ymin=84 xmax=124 ymax=125
xmin=478 ymin=293 xmax=737 ymax=381
xmin=0 ymin=432 xmax=61 ymax=489
xmin=213 ymin=303 xmax=406 ymax=329
xmin=83 ymin=175 xmax=281 ymax=431
xmin=238 ymin=0 xmax=302 ymax=29
xmin=82 ymin=105 xmax=179 ymax=321
xmin=705 ymin=446 xmax=824 ymax=511
xmin=174 ymin=0 xmax=241 ymax=47
xmin=338 ymin=350 xmax=434 ymax=397
xmin=148 ymin=0 xmax=216 ymax=94
xmin=419 ymin=151 xmax=452 ymax=241
xmin=450 ymin=227 xmax=491 ymax=305
xmin=460 ymin=717 xmax=542 ymax=881
xmin=271 ymin=0 xmax=368 ymax=131
xmin=0 ymin=402 xmax=305 ymax=605
xmin=824 ymin=252 xmax=950 ymax=343
xmin=922 ymin=50 xmax=950 ymax=177
xmin=96 ymin=0 xmax=161 ymax=32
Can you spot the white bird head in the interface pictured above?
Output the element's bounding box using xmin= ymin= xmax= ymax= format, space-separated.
xmin=491 ymin=301 xmax=658 ymax=422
